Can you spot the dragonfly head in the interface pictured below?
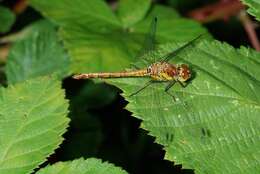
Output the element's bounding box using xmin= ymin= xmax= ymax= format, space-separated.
xmin=177 ymin=64 xmax=191 ymax=82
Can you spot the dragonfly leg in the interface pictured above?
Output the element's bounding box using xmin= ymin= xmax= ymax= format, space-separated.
xmin=165 ymin=81 xmax=176 ymax=101
xmin=129 ymin=80 xmax=153 ymax=97
xmin=178 ymin=81 xmax=187 ymax=88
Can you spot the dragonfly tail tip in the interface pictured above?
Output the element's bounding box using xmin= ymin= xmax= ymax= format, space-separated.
xmin=72 ymin=74 xmax=81 ymax=79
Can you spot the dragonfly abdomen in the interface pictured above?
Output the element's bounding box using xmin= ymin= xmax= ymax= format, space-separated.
xmin=73 ymin=69 xmax=148 ymax=79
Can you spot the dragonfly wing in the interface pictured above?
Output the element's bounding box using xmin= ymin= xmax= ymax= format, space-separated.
xmin=129 ymin=80 xmax=154 ymax=97
xmin=162 ymin=34 xmax=203 ymax=62
xmin=135 ymin=17 xmax=158 ymax=64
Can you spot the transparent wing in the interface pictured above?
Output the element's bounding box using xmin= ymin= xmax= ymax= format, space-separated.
xmin=161 ymin=34 xmax=203 ymax=62
xmin=135 ymin=17 xmax=158 ymax=65
xmin=129 ymin=18 xmax=158 ymax=95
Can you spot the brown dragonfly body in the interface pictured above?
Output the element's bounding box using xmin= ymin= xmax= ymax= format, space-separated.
xmin=73 ymin=62 xmax=191 ymax=83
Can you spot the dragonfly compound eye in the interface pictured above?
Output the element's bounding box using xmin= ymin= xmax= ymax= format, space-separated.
xmin=177 ymin=64 xmax=191 ymax=82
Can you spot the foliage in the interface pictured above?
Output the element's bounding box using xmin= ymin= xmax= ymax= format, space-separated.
xmin=241 ymin=0 xmax=260 ymax=21
xmin=117 ymin=0 xmax=152 ymax=27
xmin=5 ymin=20 xmax=70 ymax=84
xmin=0 ymin=6 xmax=15 ymax=33
xmin=30 ymin=0 xmax=206 ymax=73
xmin=36 ymin=158 xmax=128 ymax=174
xmin=108 ymin=40 xmax=260 ymax=174
xmin=0 ymin=77 xmax=69 ymax=174
xmin=0 ymin=0 xmax=259 ymax=174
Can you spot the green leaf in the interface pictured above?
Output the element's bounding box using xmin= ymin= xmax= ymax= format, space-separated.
xmin=117 ymin=0 xmax=151 ymax=27
xmin=0 ymin=20 xmax=56 ymax=44
xmin=30 ymin=0 xmax=206 ymax=73
xmin=36 ymin=158 xmax=128 ymax=174
xmin=133 ymin=14 xmax=205 ymax=42
xmin=0 ymin=76 xmax=69 ymax=174
xmin=5 ymin=21 xmax=70 ymax=84
xmin=241 ymin=0 xmax=260 ymax=21
xmin=146 ymin=4 xmax=180 ymax=19
xmin=29 ymin=0 xmax=121 ymax=31
xmin=108 ymin=40 xmax=260 ymax=174
xmin=0 ymin=6 xmax=15 ymax=33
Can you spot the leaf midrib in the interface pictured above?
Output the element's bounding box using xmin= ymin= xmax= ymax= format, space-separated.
xmin=0 ymin=81 xmax=51 ymax=164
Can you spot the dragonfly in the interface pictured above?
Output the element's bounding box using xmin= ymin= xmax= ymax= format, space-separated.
xmin=73 ymin=17 xmax=202 ymax=98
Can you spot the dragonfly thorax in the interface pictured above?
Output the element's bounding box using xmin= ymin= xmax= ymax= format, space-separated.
xmin=147 ymin=62 xmax=177 ymax=81
xmin=147 ymin=62 xmax=191 ymax=82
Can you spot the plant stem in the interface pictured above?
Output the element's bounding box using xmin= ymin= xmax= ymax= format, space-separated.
xmin=188 ymin=0 xmax=244 ymax=23
xmin=238 ymin=11 xmax=260 ymax=51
